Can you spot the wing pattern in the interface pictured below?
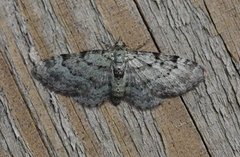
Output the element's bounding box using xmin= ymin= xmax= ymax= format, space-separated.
xmin=124 ymin=52 xmax=204 ymax=108
xmin=33 ymin=50 xmax=112 ymax=107
xmin=33 ymin=49 xmax=204 ymax=109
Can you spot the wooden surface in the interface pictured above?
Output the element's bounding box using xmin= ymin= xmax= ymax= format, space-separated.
xmin=0 ymin=0 xmax=239 ymax=157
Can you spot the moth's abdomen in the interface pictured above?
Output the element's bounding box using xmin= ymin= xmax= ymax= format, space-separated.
xmin=111 ymin=76 xmax=127 ymax=98
xmin=110 ymin=83 xmax=125 ymax=106
xmin=110 ymin=78 xmax=126 ymax=106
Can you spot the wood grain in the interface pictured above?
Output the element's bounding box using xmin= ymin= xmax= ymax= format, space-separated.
xmin=0 ymin=0 xmax=239 ymax=157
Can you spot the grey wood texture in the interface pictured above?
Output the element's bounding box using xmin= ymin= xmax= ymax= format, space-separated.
xmin=0 ymin=0 xmax=239 ymax=157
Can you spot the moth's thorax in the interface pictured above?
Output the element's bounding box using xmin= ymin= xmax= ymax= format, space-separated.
xmin=111 ymin=50 xmax=127 ymax=99
xmin=113 ymin=50 xmax=126 ymax=78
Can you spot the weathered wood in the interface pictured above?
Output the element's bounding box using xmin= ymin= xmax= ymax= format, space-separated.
xmin=134 ymin=0 xmax=240 ymax=157
xmin=201 ymin=0 xmax=240 ymax=62
xmin=0 ymin=0 xmax=239 ymax=157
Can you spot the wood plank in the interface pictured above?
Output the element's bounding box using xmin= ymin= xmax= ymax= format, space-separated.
xmin=0 ymin=92 xmax=33 ymax=157
xmin=202 ymin=0 xmax=240 ymax=62
xmin=1 ymin=0 xmax=239 ymax=156
xmin=134 ymin=0 xmax=240 ymax=156
xmin=0 ymin=53 xmax=50 ymax=156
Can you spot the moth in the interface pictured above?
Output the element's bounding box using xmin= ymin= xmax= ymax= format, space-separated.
xmin=32 ymin=42 xmax=205 ymax=109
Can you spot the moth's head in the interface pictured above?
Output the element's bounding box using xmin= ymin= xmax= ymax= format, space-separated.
xmin=113 ymin=50 xmax=126 ymax=78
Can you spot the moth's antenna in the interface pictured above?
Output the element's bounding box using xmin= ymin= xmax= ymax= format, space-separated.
xmin=113 ymin=38 xmax=127 ymax=50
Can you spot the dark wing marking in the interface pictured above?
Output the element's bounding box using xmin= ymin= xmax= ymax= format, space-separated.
xmin=125 ymin=51 xmax=204 ymax=108
xmin=124 ymin=69 xmax=163 ymax=109
xmin=32 ymin=50 xmax=112 ymax=107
